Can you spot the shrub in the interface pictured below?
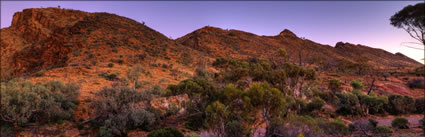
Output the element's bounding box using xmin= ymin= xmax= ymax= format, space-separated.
xmin=129 ymin=108 xmax=156 ymax=130
xmin=349 ymin=120 xmax=374 ymax=136
xmin=162 ymin=64 xmax=169 ymax=69
xmin=225 ymin=120 xmax=246 ymax=137
xmin=99 ymin=126 xmax=113 ymax=137
xmin=326 ymin=119 xmax=350 ymax=136
xmin=415 ymin=97 xmax=425 ymax=114
xmin=408 ymin=79 xmax=425 ymax=89
xmin=328 ymin=78 xmax=342 ymax=93
xmin=336 ymin=92 xmax=361 ymax=115
xmin=33 ymin=69 xmax=47 ymax=77
xmin=166 ymin=78 xmax=217 ymax=98
xmin=302 ymin=97 xmax=325 ymax=114
xmin=0 ymin=79 xmax=80 ymax=132
xmin=313 ymin=89 xmax=336 ymax=103
xmin=386 ymin=95 xmax=415 ymax=115
xmin=374 ymin=126 xmax=393 ymax=135
xmin=185 ymin=133 xmax=201 ymax=137
xmin=100 ymin=73 xmax=119 ymax=81
xmin=273 ymin=115 xmax=325 ymax=137
xmin=368 ymin=119 xmax=378 ymax=128
xmin=108 ymin=63 xmax=114 ymax=68
xmin=90 ymin=87 xmax=156 ymax=135
xmin=391 ymin=117 xmax=409 ymax=129
xmin=147 ymin=128 xmax=184 ymax=137
xmin=118 ymin=59 xmax=124 ymax=64
xmin=355 ymin=91 xmax=388 ymax=115
xmin=350 ymin=80 xmax=363 ymax=91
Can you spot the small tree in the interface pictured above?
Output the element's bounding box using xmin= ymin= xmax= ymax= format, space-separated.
xmin=328 ymin=78 xmax=342 ymax=93
xmin=127 ymin=65 xmax=143 ymax=89
xmin=350 ymin=80 xmax=363 ymax=91
xmin=205 ymin=101 xmax=228 ymax=137
xmin=392 ymin=117 xmax=409 ymax=129
xmin=390 ymin=3 xmax=425 ymax=47
xmin=244 ymin=83 xmax=286 ymax=137
xmin=336 ymin=92 xmax=361 ymax=116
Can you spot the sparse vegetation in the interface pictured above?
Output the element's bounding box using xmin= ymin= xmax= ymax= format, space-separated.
xmin=391 ymin=117 xmax=409 ymax=129
xmin=386 ymin=95 xmax=415 ymax=115
xmin=0 ymin=79 xmax=80 ymax=134
xmin=100 ymin=72 xmax=119 ymax=81
xmin=89 ymin=86 xmax=157 ymax=136
xmin=33 ymin=69 xmax=47 ymax=77
xmin=147 ymin=128 xmax=184 ymax=137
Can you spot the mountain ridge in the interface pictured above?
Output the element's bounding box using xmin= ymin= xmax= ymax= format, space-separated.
xmin=1 ymin=8 xmax=422 ymax=80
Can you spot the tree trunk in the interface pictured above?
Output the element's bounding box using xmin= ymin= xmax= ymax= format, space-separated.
xmin=367 ymin=78 xmax=376 ymax=95
xmin=14 ymin=122 xmax=19 ymax=137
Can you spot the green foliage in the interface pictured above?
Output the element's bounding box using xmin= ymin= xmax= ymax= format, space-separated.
xmin=386 ymin=95 xmax=415 ymax=115
xmin=212 ymin=57 xmax=316 ymax=96
xmin=270 ymin=115 xmax=351 ymax=137
xmin=0 ymin=79 xmax=80 ymax=128
xmin=326 ymin=119 xmax=350 ymax=136
xmin=100 ymin=73 xmax=119 ymax=81
xmin=350 ymin=80 xmax=363 ymax=91
xmin=390 ymin=3 xmax=424 ymax=45
xmin=205 ymin=101 xmax=228 ymax=136
xmin=99 ymin=126 xmax=113 ymax=137
xmin=335 ymin=92 xmax=361 ymax=115
xmin=90 ymin=87 xmax=157 ymax=135
xmin=277 ymin=115 xmax=324 ymax=136
xmin=415 ymin=97 xmax=425 ymax=114
xmin=312 ymin=89 xmax=336 ymax=103
xmin=374 ymin=126 xmax=393 ymax=135
xmin=170 ymin=78 xmax=217 ymax=131
xmin=108 ymin=63 xmax=114 ymax=68
xmin=391 ymin=117 xmax=409 ymax=129
xmin=147 ymin=128 xmax=184 ymax=137
xmin=276 ymin=48 xmax=288 ymax=58
xmin=33 ymin=69 xmax=47 ymax=77
xmin=185 ymin=133 xmax=201 ymax=137
xmin=225 ymin=120 xmax=247 ymax=137
xmin=217 ymin=84 xmax=243 ymax=105
xmin=328 ymin=78 xmax=342 ymax=93
xmin=244 ymin=83 xmax=286 ymax=115
xmin=167 ymin=78 xmax=217 ymax=99
xmin=355 ymin=91 xmax=388 ymax=115
xmin=302 ymin=97 xmax=325 ymax=114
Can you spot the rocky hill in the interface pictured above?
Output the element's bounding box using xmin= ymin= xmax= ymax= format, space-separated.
xmin=177 ymin=26 xmax=421 ymax=69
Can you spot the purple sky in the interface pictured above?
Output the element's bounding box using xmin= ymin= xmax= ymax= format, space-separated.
xmin=1 ymin=1 xmax=423 ymax=63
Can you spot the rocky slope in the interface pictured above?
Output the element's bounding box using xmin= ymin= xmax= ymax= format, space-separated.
xmin=177 ymin=26 xmax=421 ymax=69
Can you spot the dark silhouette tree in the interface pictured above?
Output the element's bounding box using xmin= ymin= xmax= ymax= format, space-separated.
xmin=390 ymin=3 xmax=425 ymax=47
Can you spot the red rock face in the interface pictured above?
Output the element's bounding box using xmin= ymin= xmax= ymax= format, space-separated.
xmin=5 ymin=8 xmax=88 ymax=75
xmin=2 ymin=8 xmax=196 ymax=78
